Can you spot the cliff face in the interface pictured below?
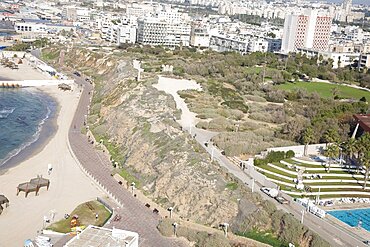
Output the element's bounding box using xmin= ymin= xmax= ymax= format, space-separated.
xmin=61 ymin=48 xmax=249 ymax=225
xmin=45 ymin=47 xmax=329 ymax=247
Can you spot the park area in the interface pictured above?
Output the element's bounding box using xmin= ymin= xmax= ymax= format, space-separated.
xmin=276 ymin=81 xmax=370 ymax=100
xmin=254 ymin=152 xmax=370 ymax=200
xmin=47 ymin=200 xmax=111 ymax=233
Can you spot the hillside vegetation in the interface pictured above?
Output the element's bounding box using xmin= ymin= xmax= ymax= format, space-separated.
xmin=41 ymin=45 xmax=335 ymax=247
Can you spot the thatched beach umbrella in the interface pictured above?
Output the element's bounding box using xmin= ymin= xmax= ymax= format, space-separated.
xmin=0 ymin=195 xmax=9 ymax=207
xmin=30 ymin=176 xmax=50 ymax=192
xmin=0 ymin=205 xmax=3 ymax=215
xmin=17 ymin=182 xmax=38 ymax=197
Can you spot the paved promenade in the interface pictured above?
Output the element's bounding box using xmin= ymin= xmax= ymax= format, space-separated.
xmin=68 ymin=77 xmax=183 ymax=247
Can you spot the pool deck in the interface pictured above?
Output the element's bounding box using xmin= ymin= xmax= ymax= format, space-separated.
xmin=325 ymin=208 xmax=370 ymax=243
xmin=324 ymin=203 xmax=370 ymax=211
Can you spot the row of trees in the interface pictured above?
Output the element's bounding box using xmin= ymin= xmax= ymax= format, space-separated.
xmin=303 ymin=127 xmax=370 ymax=189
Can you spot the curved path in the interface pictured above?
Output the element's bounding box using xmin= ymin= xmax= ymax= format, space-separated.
xmin=68 ymin=76 xmax=183 ymax=247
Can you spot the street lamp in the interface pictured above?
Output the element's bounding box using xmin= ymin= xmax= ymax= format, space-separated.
xmin=211 ymin=145 xmax=215 ymax=162
xmin=167 ymin=207 xmax=174 ymax=219
xmin=130 ymin=182 xmax=135 ymax=196
xmin=172 ymin=222 xmax=178 ymax=236
xmin=219 ymin=223 xmax=229 ymax=238
xmin=301 ymin=209 xmax=305 ymax=224
xmin=251 ymin=179 xmax=255 ymax=193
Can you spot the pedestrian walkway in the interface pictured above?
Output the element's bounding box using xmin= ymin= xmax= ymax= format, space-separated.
xmin=68 ymin=77 xmax=183 ymax=247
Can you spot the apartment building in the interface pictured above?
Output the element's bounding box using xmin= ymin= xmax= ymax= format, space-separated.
xmin=282 ymin=9 xmax=332 ymax=53
xmin=14 ymin=21 xmax=76 ymax=34
xmin=190 ymin=22 xmax=210 ymax=47
xmin=210 ymin=34 xmax=268 ymax=54
xmin=137 ymin=17 xmax=191 ymax=46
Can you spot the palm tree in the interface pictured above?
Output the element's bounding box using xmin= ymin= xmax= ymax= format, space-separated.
xmin=343 ymin=138 xmax=357 ymax=162
xmin=302 ymin=127 xmax=314 ymax=156
xmin=362 ymin=151 xmax=370 ymax=190
xmin=323 ymin=128 xmax=340 ymax=147
xmin=325 ymin=144 xmax=340 ymax=173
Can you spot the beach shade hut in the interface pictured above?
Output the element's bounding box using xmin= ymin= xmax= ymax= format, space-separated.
xmin=17 ymin=182 xmax=38 ymax=197
xmin=30 ymin=176 xmax=50 ymax=193
xmin=0 ymin=195 xmax=9 ymax=208
xmin=58 ymin=83 xmax=71 ymax=91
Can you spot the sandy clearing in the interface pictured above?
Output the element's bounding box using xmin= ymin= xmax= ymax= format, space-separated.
xmin=153 ymin=76 xmax=202 ymax=129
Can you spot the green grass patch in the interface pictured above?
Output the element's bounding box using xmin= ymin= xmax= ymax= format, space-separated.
xmin=47 ymin=200 xmax=111 ymax=233
xmin=225 ymin=182 xmax=238 ymax=190
xmin=276 ymin=81 xmax=370 ymax=100
xmin=119 ymin=168 xmax=141 ymax=188
xmin=237 ymin=230 xmax=288 ymax=247
xmin=258 ymin=164 xmax=296 ymax=178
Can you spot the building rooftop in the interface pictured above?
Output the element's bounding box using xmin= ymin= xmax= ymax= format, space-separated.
xmin=354 ymin=114 xmax=370 ymax=132
xmin=65 ymin=225 xmax=139 ymax=247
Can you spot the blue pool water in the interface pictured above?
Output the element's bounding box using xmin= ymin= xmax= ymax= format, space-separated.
xmin=328 ymin=208 xmax=370 ymax=231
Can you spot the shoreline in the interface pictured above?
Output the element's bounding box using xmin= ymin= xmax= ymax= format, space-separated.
xmin=0 ymin=88 xmax=59 ymax=174
xmin=0 ymin=85 xmax=103 ymax=246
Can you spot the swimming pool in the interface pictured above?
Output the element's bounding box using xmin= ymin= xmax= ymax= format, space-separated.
xmin=328 ymin=208 xmax=370 ymax=232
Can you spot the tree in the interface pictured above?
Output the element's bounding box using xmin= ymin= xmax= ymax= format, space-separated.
xmin=343 ymin=138 xmax=357 ymax=163
xmin=322 ymin=128 xmax=340 ymax=146
xmin=302 ymin=127 xmax=314 ymax=156
xmin=324 ymin=144 xmax=340 ymax=173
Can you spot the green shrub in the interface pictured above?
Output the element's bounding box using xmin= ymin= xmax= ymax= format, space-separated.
xmin=285 ymin=150 xmax=295 ymax=158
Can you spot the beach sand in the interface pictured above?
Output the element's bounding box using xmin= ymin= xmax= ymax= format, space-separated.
xmin=0 ymin=85 xmax=103 ymax=246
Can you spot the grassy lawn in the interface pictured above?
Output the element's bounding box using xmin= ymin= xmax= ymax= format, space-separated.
xmin=274 ymin=161 xmax=360 ymax=176
xmin=263 ymin=172 xmax=294 ymax=184
xmin=237 ymin=230 xmax=289 ymax=247
xmin=284 ymin=159 xmax=326 ymax=168
xmin=258 ymin=164 xmax=296 ymax=178
xmin=47 ymin=200 xmax=111 ymax=233
xmin=276 ymin=81 xmax=370 ymax=100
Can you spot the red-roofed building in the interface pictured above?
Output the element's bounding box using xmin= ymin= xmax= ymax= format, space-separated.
xmin=353 ymin=114 xmax=370 ymax=137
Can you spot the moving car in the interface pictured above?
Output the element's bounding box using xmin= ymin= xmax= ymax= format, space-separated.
xmin=73 ymin=71 xmax=81 ymax=77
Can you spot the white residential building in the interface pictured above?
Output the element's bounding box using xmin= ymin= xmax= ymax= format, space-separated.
xmin=210 ymin=34 xmax=268 ymax=54
xmin=137 ymin=17 xmax=191 ymax=46
xmin=65 ymin=225 xmax=139 ymax=247
xmin=14 ymin=21 xmax=76 ymax=34
xmin=190 ymin=22 xmax=210 ymax=47
xmin=282 ymin=9 xmax=332 ymax=53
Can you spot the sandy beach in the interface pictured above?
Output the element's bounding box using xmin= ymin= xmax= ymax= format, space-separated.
xmin=0 ymin=85 xmax=103 ymax=246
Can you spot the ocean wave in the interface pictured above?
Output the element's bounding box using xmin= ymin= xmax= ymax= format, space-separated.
xmin=0 ymin=105 xmax=52 ymax=167
xmin=0 ymin=107 xmax=15 ymax=119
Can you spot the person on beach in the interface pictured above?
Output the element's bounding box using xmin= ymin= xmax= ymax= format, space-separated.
xmin=48 ymin=164 xmax=53 ymax=175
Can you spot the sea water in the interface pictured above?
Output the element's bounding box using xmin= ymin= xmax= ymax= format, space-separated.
xmin=328 ymin=208 xmax=370 ymax=232
xmin=0 ymin=88 xmax=56 ymax=167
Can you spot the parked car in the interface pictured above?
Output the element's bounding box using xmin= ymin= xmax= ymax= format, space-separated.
xmin=73 ymin=71 xmax=81 ymax=77
xmin=260 ymin=187 xmax=270 ymax=195
xmin=275 ymin=196 xmax=289 ymax=204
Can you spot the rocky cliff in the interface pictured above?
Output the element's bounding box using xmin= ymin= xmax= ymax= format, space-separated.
xmin=44 ymin=46 xmax=329 ymax=247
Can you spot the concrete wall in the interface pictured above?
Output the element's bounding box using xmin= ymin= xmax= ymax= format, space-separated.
xmin=266 ymin=143 xmax=327 ymax=157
